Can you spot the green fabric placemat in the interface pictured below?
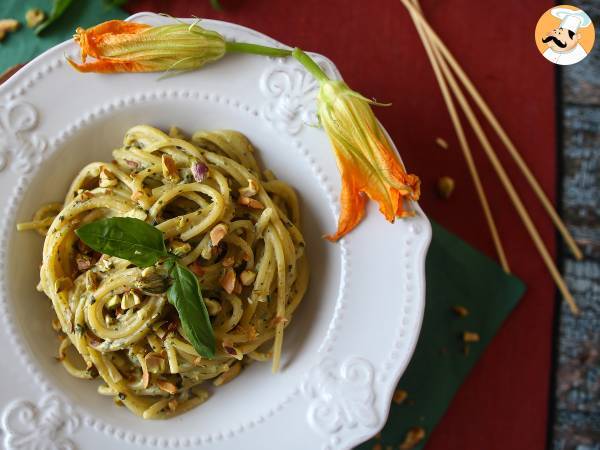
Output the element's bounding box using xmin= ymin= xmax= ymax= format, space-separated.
xmin=358 ymin=221 xmax=526 ymax=449
xmin=0 ymin=0 xmax=127 ymax=73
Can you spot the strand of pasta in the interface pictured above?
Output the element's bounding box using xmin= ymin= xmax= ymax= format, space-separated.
xmin=20 ymin=125 xmax=309 ymax=418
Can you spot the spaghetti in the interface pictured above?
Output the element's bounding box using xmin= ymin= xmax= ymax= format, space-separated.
xmin=18 ymin=125 xmax=309 ymax=419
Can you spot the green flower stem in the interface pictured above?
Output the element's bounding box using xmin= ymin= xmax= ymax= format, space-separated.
xmin=225 ymin=41 xmax=292 ymax=58
xmin=292 ymin=48 xmax=329 ymax=82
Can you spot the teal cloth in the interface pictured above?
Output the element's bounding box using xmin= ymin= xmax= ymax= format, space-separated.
xmin=357 ymin=222 xmax=525 ymax=449
xmin=0 ymin=0 xmax=127 ymax=73
xmin=0 ymin=4 xmax=526 ymax=448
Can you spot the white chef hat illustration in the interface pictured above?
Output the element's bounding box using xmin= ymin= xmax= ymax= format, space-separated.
xmin=551 ymin=7 xmax=592 ymax=33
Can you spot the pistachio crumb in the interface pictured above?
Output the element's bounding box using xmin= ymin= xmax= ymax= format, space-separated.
xmin=210 ymin=223 xmax=228 ymax=246
xmin=220 ymin=268 xmax=236 ymax=294
xmin=239 ymin=179 xmax=259 ymax=197
xmin=240 ymin=270 xmax=256 ymax=286
xmin=0 ymin=19 xmax=20 ymax=41
xmin=238 ymin=196 xmax=264 ymax=209
xmin=25 ymin=9 xmax=45 ymax=28
xmin=393 ymin=389 xmax=408 ymax=405
xmin=161 ymin=154 xmax=180 ymax=183
xmin=399 ymin=427 xmax=426 ymax=449
xmin=452 ymin=305 xmax=469 ymax=317
xmin=463 ymin=331 xmax=480 ymax=343
xmin=168 ymin=399 xmax=178 ymax=412
xmin=436 ymin=176 xmax=455 ymax=199
xmin=435 ymin=137 xmax=448 ymax=149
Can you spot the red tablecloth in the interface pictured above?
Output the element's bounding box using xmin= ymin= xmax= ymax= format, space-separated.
xmin=128 ymin=1 xmax=557 ymax=448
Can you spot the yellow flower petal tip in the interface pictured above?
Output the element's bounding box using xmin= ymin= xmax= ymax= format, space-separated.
xmin=68 ymin=20 xmax=226 ymax=74
xmin=318 ymin=80 xmax=421 ymax=241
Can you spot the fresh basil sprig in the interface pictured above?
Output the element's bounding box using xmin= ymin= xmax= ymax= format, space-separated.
xmin=76 ymin=217 xmax=167 ymax=267
xmin=76 ymin=217 xmax=215 ymax=358
xmin=167 ymin=262 xmax=215 ymax=358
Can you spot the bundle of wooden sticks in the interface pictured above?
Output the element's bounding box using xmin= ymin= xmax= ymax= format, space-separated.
xmin=401 ymin=0 xmax=581 ymax=313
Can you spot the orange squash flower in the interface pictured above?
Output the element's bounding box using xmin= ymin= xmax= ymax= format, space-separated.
xmin=293 ymin=49 xmax=420 ymax=241
xmin=67 ymin=20 xmax=226 ymax=73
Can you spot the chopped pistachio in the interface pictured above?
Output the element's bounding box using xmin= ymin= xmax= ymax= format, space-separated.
xmin=463 ymin=331 xmax=480 ymax=343
xmin=239 ymin=270 xmax=256 ymax=286
xmin=121 ymin=291 xmax=140 ymax=310
xmin=191 ymin=161 xmax=208 ymax=182
xmin=168 ymin=399 xmax=178 ymax=412
xmin=435 ymin=137 xmax=448 ymax=149
xmin=98 ymin=256 xmax=114 ymax=272
xmin=124 ymin=207 xmax=148 ymax=221
xmin=161 ymin=154 xmax=180 ymax=183
xmin=399 ymin=427 xmax=426 ymax=449
xmin=106 ymin=295 xmax=120 ymax=309
xmin=221 ymin=256 xmax=235 ymax=267
xmin=25 ymin=9 xmax=45 ymax=28
xmin=200 ymin=245 xmax=213 ymax=260
xmin=271 ymin=315 xmax=288 ymax=327
xmin=238 ymin=196 xmax=264 ymax=209
xmin=452 ymin=305 xmax=469 ymax=317
xmin=0 ymin=19 xmax=19 ymax=41
xmin=220 ymin=268 xmax=236 ymax=294
xmin=205 ymin=298 xmax=221 ymax=316
xmin=157 ymin=379 xmax=177 ymax=395
xmin=221 ymin=342 xmax=243 ymax=360
xmin=99 ymin=167 xmax=117 ymax=188
xmin=76 ymin=253 xmax=92 ymax=271
xmin=136 ymin=267 xmax=169 ymax=295
xmin=210 ymin=223 xmax=228 ymax=246
xmin=169 ymin=240 xmax=191 ymax=256
xmin=84 ymin=270 xmax=98 ymax=291
xmin=436 ymin=176 xmax=455 ymax=199
xmin=239 ymin=179 xmax=259 ymax=197
xmin=393 ymin=389 xmax=408 ymax=405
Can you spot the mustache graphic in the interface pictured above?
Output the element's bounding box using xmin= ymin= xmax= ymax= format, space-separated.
xmin=542 ymin=35 xmax=567 ymax=48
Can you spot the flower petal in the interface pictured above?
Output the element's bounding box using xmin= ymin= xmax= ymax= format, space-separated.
xmin=66 ymin=57 xmax=147 ymax=73
xmin=317 ymin=80 xmax=421 ymax=240
xmin=74 ymin=21 xmax=150 ymax=62
xmin=69 ymin=20 xmax=226 ymax=74
xmin=326 ymin=154 xmax=367 ymax=241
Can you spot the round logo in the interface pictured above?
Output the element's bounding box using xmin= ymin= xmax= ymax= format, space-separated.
xmin=535 ymin=5 xmax=595 ymax=65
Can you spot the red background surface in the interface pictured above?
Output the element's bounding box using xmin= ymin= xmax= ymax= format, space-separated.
xmin=127 ymin=1 xmax=558 ymax=448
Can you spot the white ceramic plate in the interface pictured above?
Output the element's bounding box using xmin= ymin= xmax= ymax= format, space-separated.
xmin=0 ymin=13 xmax=430 ymax=450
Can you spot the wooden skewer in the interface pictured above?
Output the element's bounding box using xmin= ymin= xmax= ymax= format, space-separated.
xmin=402 ymin=0 xmax=582 ymax=262
xmin=406 ymin=0 xmax=510 ymax=273
xmin=400 ymin=0 xmax=579 ymax=314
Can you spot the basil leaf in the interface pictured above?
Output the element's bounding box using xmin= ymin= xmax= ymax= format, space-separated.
xmin=35 ymin=0 xmax=75 ymax=35
xmin=167 ymin=263 xmax=215 ymax=359
xmin=75 ymin=217 xmax=168 ymax=267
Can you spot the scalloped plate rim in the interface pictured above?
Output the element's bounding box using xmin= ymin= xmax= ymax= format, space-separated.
xmin=0 ymin=12 xmax=431 ymax=450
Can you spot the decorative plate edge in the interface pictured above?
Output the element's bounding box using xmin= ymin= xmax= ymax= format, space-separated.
xmin=0 ymin=13 xmax=430 ymax=450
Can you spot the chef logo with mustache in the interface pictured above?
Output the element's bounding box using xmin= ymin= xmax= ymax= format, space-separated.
xmin=535 ymin=5 xmax=595 ymax=65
